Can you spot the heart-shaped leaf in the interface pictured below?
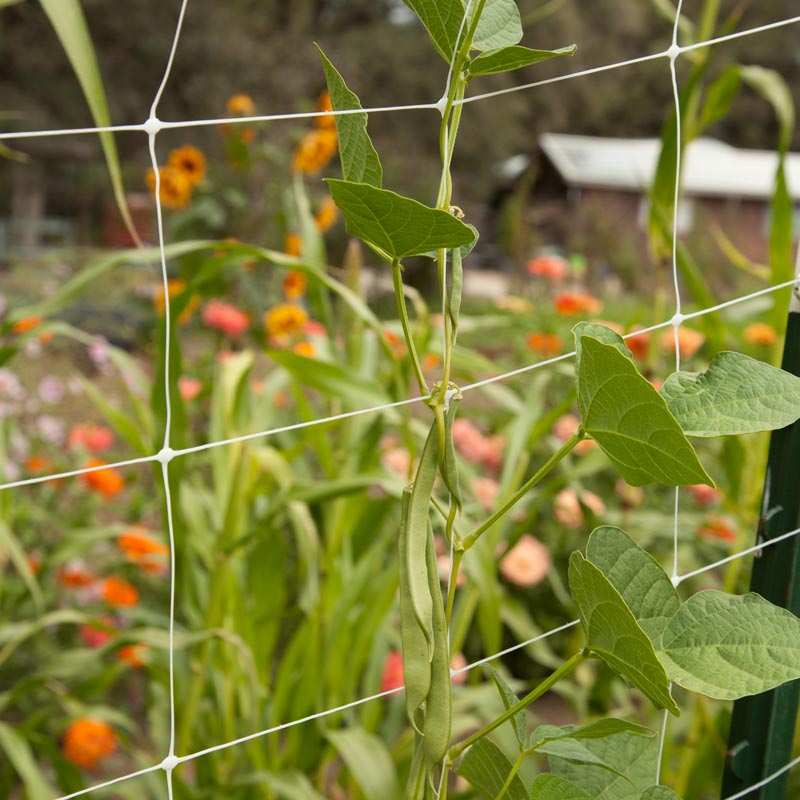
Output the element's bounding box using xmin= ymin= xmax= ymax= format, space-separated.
xmin=586 ymin=526 xmax=680 ymax=642
xmin=469 ymin=44 xmax=576 ymax=76
xmin=326 ymin=180 xmax=476 ymax=262
xmin=661 ymin=351 xmax=800 ymax=437
xmin=569 ymin=552 xmax=678 ymax=714
xmin=471 ymin=0 xmax=522 ymax=51
xmin=657 ymin=590 xmax=800 ymax=700
xmin=402 ymin=0 xmax=465 ymax=61
xmin=574 ymin=328 xmax=713 ymax=487
xmin=317 ymin=46 xmax=382 ymax=188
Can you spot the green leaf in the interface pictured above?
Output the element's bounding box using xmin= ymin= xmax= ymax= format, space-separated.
xmin=267 ymin=349 xmax=390 ymax=409
xmin=640 ymin=787 xmax=684 ymax=800
xmin=661 ymin=352 xmax=800 ymax=437
xmin=530 ymin=774 xmax=592 ymax=799
xmin=316 ymin=46 xmax=382 ymax=188
xmin=531 ymin=719 xmax=656 ymax=747
xmin=549 ymin=730 xmax=660 ymax=800
xmin=0 ymin=521 xmax=44 ymax=613
xmin=656 ymin=590 xmax=800 ymax=701
xmin=325 ymin=728 xmax=400 ymax=800
xmin=568 ymin=552 xmax=678 ymax=714
xmin=483 ymin=663 xmax=527 ymax=749
xmin=586 ymin=526 xmax=680 ymax=642
xmin=697 ymin=66 xmax=741 ymax=131
xmin=326 ymin=179 xmax=476 ymax=261
xmin=471 ymin=0 xmax=523 ymax=51
xmin=402 ymin=0 xmax=465 ymax=61
xmin=457 ymin=738 xmax=528 ymax=800
xmin=420 ymin=222 xmax=480 ymax=260
xmin=0 ymin=722 xmax=56 ymax=800
xmin=533 ymin=737 xmax=632 ymax=779
xmin=241 ymin=771 xmax=327 ymax=800
xmin=574 ymin=330 xmax=713 ymax=487
xmin=39 ymin=0 xmax=140 ymax=246
xmin=739 ymin=66 xmax=794 ymax=153
xmin=469 ymin=44 xmax=575 ymax=76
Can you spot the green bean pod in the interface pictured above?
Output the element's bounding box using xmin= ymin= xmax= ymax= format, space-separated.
xmin=422 ymin=521 xmax=452 ymax=765
xmin=448 ymin=246 xmax=463 ymax=346
xmin=441 ymin=391 xmax=463 ymax=513
xmin=399 ymin=487 xmax=431 ymax=730
xmin=406 ymin=422 xmax=439 ymax=652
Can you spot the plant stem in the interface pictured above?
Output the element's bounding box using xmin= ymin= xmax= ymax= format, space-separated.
xmin=391 ymin=258 xmax=428 ymax=395
xmin=462 ymin=431 xmax=584 ymax=550
xmin=445 ymin=548 xmax=464 ymax=627
xmin=496 ymin=751 xmax=527 ymax=800
xmin=449 ymin=650 xmax=587 ymax=761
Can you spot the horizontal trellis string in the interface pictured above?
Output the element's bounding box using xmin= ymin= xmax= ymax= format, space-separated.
xmin=0 ymin=15 xmax=797 ymax=142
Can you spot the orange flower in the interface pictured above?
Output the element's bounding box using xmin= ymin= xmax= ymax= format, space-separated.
xmin=383 ymin=329 xmax=406 ymax=359
xmin=423 ymin=353 xmax=441 ymax=370
xmin=117 ymin=643 xmax=147 ymax=669
xmin=293 ymin=340 xmax=315 ymax=357
xmin=202 ymin=300 xmax=250 ymax=338
xmin=265 ymin=304 xmax=308 ymax=338
xmin=316 ymin=90 xmax=336 ymax=130
xmin=62 ymin=719 xmax=117 ymax=771
xmin=146 ymin=165 xmax=192 ymax=209
xmin=380 ymin=651 xmax=404 ymax=692
xmin=118 ymin=528 xmax=169 ymax=574
xmin=102 ymin=576 xmax=139 ymax=608
xmin=526 ymin=332 xmax=563 ymax=357
xmin=68 ymin=424 xmax=114 ymax=454
xmin=291 ymin=129 xmax=338 ymax=174
xmin=314 ymin=196 xmax=338 ymax=232
xmin=698 ymin=514 xmax=736 ymax=543
xmin=82 ymin=459 xmax=125 ymax=498
xmin=168 ymin=145 xmax=206 ymax=187
xmin=659 ymin=326 xmax=704 ymax=359
xmin=25 ymin=455 xmax=53 ymax=474
xmin=12 ymin=316 xmax=43 ymax=334
xmin=284 ymin=231 xmax=302 ymax=257
xmin=283 ymin=270 xmax=308 ymax=299
xmin=499 ymin=535 xmax=551 ymax=587
xmin=743 ymin=323 xmax=778 ymax=347
xmin=58 ymin=561 xmax=96 ymax=589
xmin=554 ymin=292 xmax=603 ymax=316
xmin=527 ymin=255 xmax=568 ymax=280
xmin=625 ymin=326 xmax=651 ymax=360
xmin=227 ymin=93 xmax=255 ymax=116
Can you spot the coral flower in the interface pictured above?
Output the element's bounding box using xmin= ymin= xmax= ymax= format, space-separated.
xmin=527 ymin=255 xmax=568 ymax=280
xmin=659 ymin=326 xmax=705 ymax=359
xmin=102 ymin=576 xmax=139 ymax=608
xmin=202 ymin=300 xmax=250 ymax=338
xmin=291 ymin=129 xmax=338 ymax=174
xmin=499 ymin=535 xmax=551 ymax=587
xmin=380 ymin=651 xmax=405 ymax=692
xmin=625 ymin=326 xmax=651 ymax=360
xmin=526 ymin=332 xmax=563 ymax=357
xmin=82 ymin=459 xmax=125 ymax=498
xmin=68 ymin=424 xmax=114 ymax=454
xmin=79 ymin=618 xmax=116 ymax=649
xmin=293 ymin=340 xmax=315 ymax=357
xmin=314 ymin=196 xmax=338 ymax=232
xmin=178 ymin=376 xmax=202 ymax=401
xmin=554 ymin=292 xmax=603 ymax=316
xmin=316 ymin=90 xmax=336 ymax=130
xmin=471 ymin=476 xmax=499 ymax=510
xmin=227 ymin=93 xmax=255 ymax=116
xmin=118 ymin=528 xmax=169 ymax=574
xmin=381 ymin=447 xmax=411 ymax=479
xmin=283 ymin=269 xmax=308 ymax=300
xmin=168 ymin=145 xmax=206 ymax=187
xmin=12 ymin=316 xmax=43 ymax=334
xmin=284 ymin=231 xmax=302 ymax=257
xmin=743 ymin=323 xmax=778 ymax=347
xmin=698 ymin=514 xmax=737 ymax=543
xmin=146 ymin=165 xmax=192 ymax=209
xmin=117 ymin=643 xmax=147 ymax=669
xmin=686 ymin=483 xmax=722 ymax=507
xmin=62 ymin=719 xmax=117 ymax=771
xmin=265 ymin=304 xmax=308 ymax=338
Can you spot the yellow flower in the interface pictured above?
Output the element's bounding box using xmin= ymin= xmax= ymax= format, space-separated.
xmin=168 ymin=145 xmax=206 ymax=187
xmin=227 ymin=93 xmax=255 ymax=116
xmin=293 ymin=340 xmax=315 ymax=357
xmin=283 ymin=270 xmax=308 ymax=300
xmin=316 ymin=90 xmax=336 ymax=130
xmin=292 ymin=129 xmax=338 ymax=174
xmin=146 ymin=165 xmax=192 ymax=209
xmin=314 ymin=196 xmax=338 ymax=232
xmin=265 ymin=303 xmax=308 ymax=338
xmin=743 ymin=322 xmax=778 ymax=347
xmin=284 ymin=231 xmax=302 ymax=257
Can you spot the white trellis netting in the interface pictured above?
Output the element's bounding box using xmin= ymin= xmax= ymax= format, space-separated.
xmin=2 ymin=2 xmax=800 ymax=798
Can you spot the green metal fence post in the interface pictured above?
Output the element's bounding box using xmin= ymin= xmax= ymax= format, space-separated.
xmin=721 ymin=279 xmax=800 ymax=799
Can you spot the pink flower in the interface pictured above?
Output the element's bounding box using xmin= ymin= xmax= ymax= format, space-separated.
xmin=38 ymin=376 xmax=64 ymax=404
xmin=178 ymin=376 xmax=202 ymax=401
xmin=88 ymin=337 xmax=112 ymax=375
xmin=451 ymin=420 xmax=505 ymax=470
xmin=381 ymin=447 xmax=411 ymax=479
xmin=202 ymin=300 xmax=250 ymax=338
xmin=554 ymin=488 xmax=605 ymax=528
xmin=615 ymin=479 xmax=644 ymax=508
xmin=450 ymin=652 xmax=468 ymax=685
xmin=472 ymin=477 xmax=499 ymax=510
xmin=68 ymin=424 xmax=114 ymax=454
xmin=499 ymin=535 xmax=551 ymax=587
xmin=686 ymin=483 xmax=722 ymax=507
xmin=553 ymin=414 xmax=596 ymax=454
xmin=381 ymin=651 xmax=404 ymax=692
xmin=304 ymin=320 xmax=327 ymax=337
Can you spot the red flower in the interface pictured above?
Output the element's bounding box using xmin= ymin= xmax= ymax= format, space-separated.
xmin=68 ymin=424 xmax=114 ymax=454
xmin=79 ymin=617 xmax=116 ymax=649
xmin=381 ymin=651 xmax=405 ymax=692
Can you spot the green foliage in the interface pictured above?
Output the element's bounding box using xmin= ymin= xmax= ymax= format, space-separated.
xmin=401 ymin=0 xmax=464 ymax=61
xmin=530 ymin=774 xmax=593 ymax=799
xmin=661 ymin=352 xmax=800 ymax=437
xmin=468 ymin=44 xmax=576 ymax=76
xmin=471 ymin=0 xmax=523 ymax=51
xmin=457 ymin=738 xmax=528 ymax=800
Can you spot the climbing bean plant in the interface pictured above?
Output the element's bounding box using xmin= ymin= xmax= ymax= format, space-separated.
xmin=320 ymin=1 xmax=800 ymax=797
